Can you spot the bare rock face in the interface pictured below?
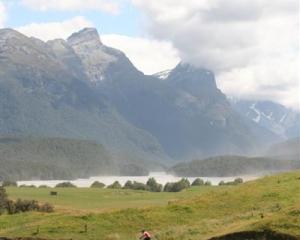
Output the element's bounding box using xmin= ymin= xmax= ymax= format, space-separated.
xmin=67 ymin=28 xmax=119 ymax=83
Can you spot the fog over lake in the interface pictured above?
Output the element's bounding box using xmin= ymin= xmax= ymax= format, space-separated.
xmin=17 ymin=172 xmax=259 ymax=187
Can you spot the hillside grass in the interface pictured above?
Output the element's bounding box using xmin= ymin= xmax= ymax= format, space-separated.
xmin=0 ymin=170 xmax=299 ymax=240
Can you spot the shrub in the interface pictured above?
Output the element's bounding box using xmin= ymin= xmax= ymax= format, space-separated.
xmin=191 ymin=178 xmax=204 ymax=186
xmin=164 ymin=178 xmax=191 ymax=192
xmin=218 ymin=178 xmax=244 ymax=186
xmin=107 ymin=181 xmax=122 ymax=189
xmin=14 ymin=199 xmax=39 ymax=213
xmin=90 ymin=181 xmax=105 ymax=188
xmin=131 ymin=181 xmax=149 ymax=191
xmin=123 ymin=181 xmax=148 ymax=190
xmin=38 ymin=185 xmax=49 ymax=188
xmin=146 ymin=178 xmax=163 ymax=192
xmin=38 ymin=202 xmax=54 ymax=213
xmin=0 ymin=187 xmax=8 ymax=214
xmin=7 ymin=199 xmax=54 ymax=214
xmin=6 ymin=200 xmax=16 ymax=214
xmin=2 ymin=181 xmax=17 ymax=187
xmin=55 ymin=182 xmax=76 ymax=188
xmin=234 ymin=178 xmax=244 ymax=184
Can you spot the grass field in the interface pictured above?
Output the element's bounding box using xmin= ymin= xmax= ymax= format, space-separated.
xmin=0 ymin=170 xmax=300 ymax=240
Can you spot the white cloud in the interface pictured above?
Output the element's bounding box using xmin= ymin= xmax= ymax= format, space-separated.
xmin=0 ymin=1 xmax=6 ymax=28
xmin=16 ymin=16 xmax=94 ymax=41
xmin=102 ymin=34 xmax=179 ymax=74
xmin=21 ymin=0 xmax=120 ymax=14
xmin=133 ymin=0 xmax=300 ymax=109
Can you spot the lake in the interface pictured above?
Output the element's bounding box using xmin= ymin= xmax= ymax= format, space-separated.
xmin=17 ymin=172 xmax=259 ymax=187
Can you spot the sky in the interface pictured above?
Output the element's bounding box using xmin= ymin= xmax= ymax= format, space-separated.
xmin=0 ymin=0 xmax=299 ymax=110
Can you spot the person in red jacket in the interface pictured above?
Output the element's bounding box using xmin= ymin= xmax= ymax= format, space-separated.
xmin=140 ymin=230 xmax=151 ymax=240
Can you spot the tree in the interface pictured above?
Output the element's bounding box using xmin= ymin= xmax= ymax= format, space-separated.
xmin=90 ymin=181 xmax=105 ymax=188
xmin=191 ymin=178 xmax=204 ymax=186
xmin=146 ymin=178 xmax=162 ymax=192
xmin=164 ymin=178 xmax=191 ymax=192
xmin=234 ymin=178 xmax=243 ymax=184
xmin=107 ymin=181 xmax=122 ymax=189
xmin=123 ymin=180 xmax=134 ymax=189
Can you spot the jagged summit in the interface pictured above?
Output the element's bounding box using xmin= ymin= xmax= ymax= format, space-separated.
xmin=67 ymin=28 xmax=102 ymax=46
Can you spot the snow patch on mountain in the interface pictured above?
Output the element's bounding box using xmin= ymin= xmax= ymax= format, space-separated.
xmin=153 ymin=69 xmax=172 ymax=80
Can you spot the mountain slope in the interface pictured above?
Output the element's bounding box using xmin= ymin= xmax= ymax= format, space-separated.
xmin=0 ymin=28 xmax=168 ymax=168
xmin=0 ymin=136 xmax=115 ymax=180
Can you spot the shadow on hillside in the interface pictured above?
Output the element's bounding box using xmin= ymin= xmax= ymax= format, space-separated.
xmin=209 ymin=230 xmax=300 ymax=240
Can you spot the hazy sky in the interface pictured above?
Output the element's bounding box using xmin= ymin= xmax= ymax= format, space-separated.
xmin=0 ymin=0 xmax=299 ymax=109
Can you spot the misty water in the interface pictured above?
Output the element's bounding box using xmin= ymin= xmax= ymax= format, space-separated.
xmin=17 ymin=172 xmax=259 ymax=187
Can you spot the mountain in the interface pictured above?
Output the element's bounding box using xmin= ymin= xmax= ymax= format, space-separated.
xmin=87 ymin=49 xmax=261 ymax=160
xmin=231 ymin=99 xmax=300 ymax=139
xmin=169 ymin=155 xmax=300 ymax=177
xmin=0 ymin=27 xmax=279 ymax=171
xmin=0 ymin=28 xmax=168 ymax=168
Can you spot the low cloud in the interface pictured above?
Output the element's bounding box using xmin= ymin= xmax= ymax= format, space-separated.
xmin=16 ymin=16 xmax=94 ymax=41
xmin=133 ymin=0 xmax=300 ymax=109
xmin=21 ymin=0 xmax=120 ymax=14
xmin=102 ymin=34 xmax=179 ymax=74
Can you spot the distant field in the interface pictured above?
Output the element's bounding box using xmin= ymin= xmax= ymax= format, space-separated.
xmin=0 ymin=171 xmax=300 ymax=240
xmin=6 ymin=186 xmax=212 ymax=213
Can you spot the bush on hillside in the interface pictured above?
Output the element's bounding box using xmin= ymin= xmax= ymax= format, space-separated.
xmin=107 ymin=181 xmax=122 ymax=189
xmin=55 ymin=182 xmax=76 ymax=188
xmin=90 ymin=181 xmax=105 ymax=188
xmin=6 ymin=199 xmax=54 ymax=214
xmin=191 ymin=178 xmax=204 ymax=186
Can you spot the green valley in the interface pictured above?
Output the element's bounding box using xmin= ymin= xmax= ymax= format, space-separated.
xmin=0 ymin=170 xmax=299 ymax=239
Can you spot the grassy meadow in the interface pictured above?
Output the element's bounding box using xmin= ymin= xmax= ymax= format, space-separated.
xmin=0 ymin=171 xmax=300 ymax=240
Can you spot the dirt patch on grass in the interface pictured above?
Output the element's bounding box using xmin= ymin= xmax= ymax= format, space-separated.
xmin=209 ymin=230 xmax=300 ymax=240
